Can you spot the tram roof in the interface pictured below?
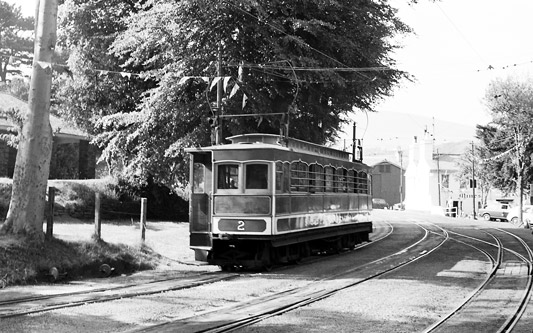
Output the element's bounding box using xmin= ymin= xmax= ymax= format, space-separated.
xmin=186 ymin=133 xmax=352 ymax=161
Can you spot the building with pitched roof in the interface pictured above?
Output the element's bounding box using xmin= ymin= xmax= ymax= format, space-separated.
xmin=371 ymin=160 xmax=405 ymax=208
xmin=0 ymin=92 xmax=96 ymax=179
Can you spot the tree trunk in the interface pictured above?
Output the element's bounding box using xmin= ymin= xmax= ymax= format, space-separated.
xmin=0 ymin=0 xmax=57 ymax=240
xmin=0 ymin=60 xmax=6 ymax=82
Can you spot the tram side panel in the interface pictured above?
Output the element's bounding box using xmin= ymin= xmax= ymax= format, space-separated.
xmin=272 ymin=192 xmax=372 ymax=245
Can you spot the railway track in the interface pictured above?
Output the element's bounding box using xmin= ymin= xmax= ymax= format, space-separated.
xmin=129 ymin=222 xmax=447 ymax=332
xmin=424 ymin=227 xmax=533 ymax=333
xmin=0 ymin=221 xmax=393 ymax=319
xmin=0 ymin=273 xmax=240 ymax=318
xmin=9 ymin=218 xmax=530 ymax=333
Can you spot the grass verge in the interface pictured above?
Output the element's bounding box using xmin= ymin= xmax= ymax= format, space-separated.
xmin=0 ymin=235 xmax=161 ymax=287
xmin=0 ymin=177 xmax=188 ymax=288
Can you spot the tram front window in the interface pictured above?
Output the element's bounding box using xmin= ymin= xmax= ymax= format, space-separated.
xmin=218 ymin=164 xmax=239 ymax=189
xmin=246 ymin=164 xmax=268 ymax=189
xmin=192 ymin=163 xmax=205 ymax=193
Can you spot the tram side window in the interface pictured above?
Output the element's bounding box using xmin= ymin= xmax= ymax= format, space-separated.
xmin=325 ymin=166 xmax=334 ymax=192
xmin=347 ymin=169 xmax=355 ymax=193
xmin=355 ymin=171 xmax=363 ymax=193
xmin=360 ymin=172 xmax=368 ymax=194
xmin=246 ymin=164 xmax=268 ymax=189
xmin=336 ymin=168 xmax=347 ymax=192
xmin=276 ymin=162 xmax=283 ymax=192
xmin=276 ymin=162 xmax=290 ymax=193
xmin=298 ymin=162 xmax=309 ymax=192
xmin=356 ymin=171 xmax=368 ymax=194
xmin=193 ymin=163 xmax=205 ymax=193
xmin=290 ymin=162 xmax=308 ymax=192
xmin=309 ymin=164 xmax=324 ymax=193
xmin=218 ymin=164 xmax=239 ymax=190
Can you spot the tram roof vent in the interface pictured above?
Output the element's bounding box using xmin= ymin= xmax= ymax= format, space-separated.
xmin=227 ymin=133 xmax=351 ymax=161
xmin=227 ymin=133 xmax=281 ymax=145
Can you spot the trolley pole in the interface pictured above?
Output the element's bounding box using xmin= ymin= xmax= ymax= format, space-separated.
xmin=215 ymin=44 xmax=223 ymax=145
xmin=352 ymin=122 xmax=356 ymax=162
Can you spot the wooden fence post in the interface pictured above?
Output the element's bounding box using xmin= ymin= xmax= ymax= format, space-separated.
xmin=94 ymin=192 xmax=101 ymax=241
xmin=46 ymin=186 xmax=55 ymax=240
xmin=140 ymin=198 xmax=147 ymax=242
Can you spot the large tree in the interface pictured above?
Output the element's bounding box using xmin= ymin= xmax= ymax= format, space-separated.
xmin=0 ymin=0 xmax=58 ymax=238
xmin=107 ymin=0 xmax=411 ymax=188
xmin=479 ymin=76 xmax=533 ymax=225
xmin=0 ymin=1 xmax=34 ymax=82
xmin=56 ymin=0 xmax=422 ymax=190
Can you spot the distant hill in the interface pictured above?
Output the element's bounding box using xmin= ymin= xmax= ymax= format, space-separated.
xmin=334 ymin=111 xmax=477 ymax=166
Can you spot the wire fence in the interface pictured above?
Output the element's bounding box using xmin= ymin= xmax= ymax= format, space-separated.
xmin=45 ymin=187 xmax=149 ymax=243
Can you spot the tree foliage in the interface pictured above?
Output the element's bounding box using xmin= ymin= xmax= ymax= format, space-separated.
xmin=57 ymin=0 xmax=414 ymax=190
xmin=454 ymin=142 xmax=491 ymax=206
xmin=54 ymin=0 xmax=150 ymax=133
xmin=0 ymin=0 xmax=33 ymax=82
xmin=477 ymin=76 xmax=533 ymax=198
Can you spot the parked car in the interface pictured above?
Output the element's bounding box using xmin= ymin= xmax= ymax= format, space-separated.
xmin=478 ymin=203 xmax=513 ymax=221
xmin=372 ymin=198 xmax=390 ymax=209
xmin=506 ymin=205 xmax=533 ymax=226
xmin=393 ymin=202 xmax=405 ymax=210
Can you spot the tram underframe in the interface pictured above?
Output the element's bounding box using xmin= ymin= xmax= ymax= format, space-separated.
xmin=208 ymin=226 xmax=371 ymax=271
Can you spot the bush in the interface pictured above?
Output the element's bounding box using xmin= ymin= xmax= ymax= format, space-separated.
xmin=111 ymin=177 xmax=188 ymax=221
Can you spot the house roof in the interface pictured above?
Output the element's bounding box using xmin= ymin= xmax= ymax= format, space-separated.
xmin=0 ymin=92 xmax=89 ymax=141
xmin=371 ymin=159 xmax=404 ymax=170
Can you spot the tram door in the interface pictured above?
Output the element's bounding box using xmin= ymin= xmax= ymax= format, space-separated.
xmin=189 ymin=152 xmax=212 ymax=261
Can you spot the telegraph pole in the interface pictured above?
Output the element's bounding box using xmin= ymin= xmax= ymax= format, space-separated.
xmin=398 ymin=148 xmax=403 ymax=208
xmin=472 ymin=141 xmax=477 ymax=219
xmin=436 ymin=149 xmax=441 ymax=206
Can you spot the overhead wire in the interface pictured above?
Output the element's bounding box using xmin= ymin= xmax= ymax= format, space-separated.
xmin=225 ymin=1 xmax=374 ymax=80
xmin=435 ymin=3 xmax=487 ymax=65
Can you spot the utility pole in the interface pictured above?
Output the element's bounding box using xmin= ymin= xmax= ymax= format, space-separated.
xmin=436 ymin=149 xmax=441 ymax=206
xmin=471 ymin=141 xmax=477 ymax=219
xmin=398 ymin=148 xmax=403 ymax=208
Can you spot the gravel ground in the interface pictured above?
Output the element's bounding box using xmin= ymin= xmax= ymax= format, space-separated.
xmin=2 ymin=210 xmax=532 ymax=332
xmin=242 ymin=226 xmax=492 ymax=333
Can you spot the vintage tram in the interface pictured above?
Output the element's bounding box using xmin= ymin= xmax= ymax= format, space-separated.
xmin=187 ymin=133 xmax=372 ymax=270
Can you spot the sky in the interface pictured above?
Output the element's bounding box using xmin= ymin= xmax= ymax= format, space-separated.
xmin=381 ymin=0 xmax=533 ymax=126
xmin=8 ymin=0 xmax=533 ymax=144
